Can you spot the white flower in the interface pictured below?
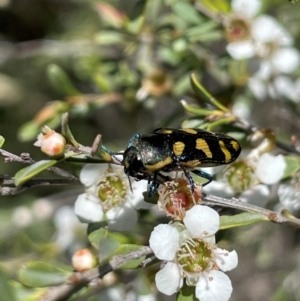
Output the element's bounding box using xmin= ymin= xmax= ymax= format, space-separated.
xmin=231 ymin=0 xmax=261 ymax=18
xmin=226 ymin=41 xmax=256 ymax=60
xmin=276 ymin=183 xmax=300 ymax=212
xmin=149 ymin=205 xmax=238 ymax=301
xmin=255 ymin=153 xmax=286 ymax=185
xmin=226 ymin=4 xmax=300 ymax=102
xmin=202 ymin=181 xmax=235 ymax=198
xmin=74 ymin=164 xmax=150 ymax=231
xmin=53 ymin=205 xmax=85 ymax=251
xmin=251 ymin=15 xmax=292 ymax=45
xmin=239 ymin=184 xmax=270 ymax=207
xmin=225 ymin=0 xmax=262 ymax=60
xmin=12 ymin=206 xmax=33 ymax=228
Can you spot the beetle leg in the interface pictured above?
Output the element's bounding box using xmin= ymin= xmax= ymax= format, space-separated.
xmin=191 ymin=169 xmax=212 ymax=186
xmin=173 ymin=158 xmax=196 ymax=193
xmin=147 ymin=172 xmax=159 ymax=197
xmin=181 ymin=167 xmax=195 ymax=193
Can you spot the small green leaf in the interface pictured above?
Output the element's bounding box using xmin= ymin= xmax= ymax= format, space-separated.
xmin=18 ymin=121 xmax=41 ymax=142
xmin=14 ymin=160 xmax=58 ymax=186
xmin=88 ymin=227 xmax=109 ymax=250
xmin=89 ymin=228 xmax=128 ymax=263
xmin=172 ymin=1 xmax=203 ymax=25
xmin=47 ymin=64 xmax=81 ymax=96
xmin=283 ymin=155 xmax=300 ymax=178
xmin=116 ymin=244 xmax=146 ymax=269
xmin=220 ymin=212 xmax=268 ymax=229
xmin=94 ymin=31 xmax=125 ymax=45
xmin=144 ymin=0 xmax=163 ymax=23
xmin=186 ymin=22 xmax=219 ymax=40
xmin=181 ymin=100 xmax=218 ymax=116
xmin=99 ymin=235 xmax=121 ymax=264
xmin=126 ymin=15 xmax=144 ymax=34
xmin=200 ymin=0 xmax=230 ymax=14
xmin=177 ymin=282 xmax=197 ymax=301
xmin=0 ymin=135 xmax=5 ymax=148
xmin=0 ymin=266 xmax=17 ymax=301
xmin=11 ymin=281 xmax=46 ymax=301
xmin=18 ymin=262 xmax=71 ymax=288
xmin=61 ymin=113 xmax=79 ymax=147
xmin=190 ymin=73 xmax=229 ymax=112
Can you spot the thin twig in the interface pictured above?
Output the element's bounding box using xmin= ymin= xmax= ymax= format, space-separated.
xmin=0 ymin=149 xmax=77 ymax=179
xmin=0 ymin=175 xmax=79 ymax=195
xmin=202 ymin=194 xmax=300 ymax=227
xmin=38 ymin=247 xmax=153 ymax=301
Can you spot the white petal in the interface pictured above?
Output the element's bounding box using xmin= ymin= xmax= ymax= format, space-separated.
xmin=232 ymin=98 xmax=251 ymax=119
xmin=231 ymin=0 xmax=261 ymax=17
xmin=254 ymin=60 xmax=272 ymax=80
xmin=130 ymin=180 xmax=152 ymax=210
xmin=203 ymin=181 xmax=234 ymax=198
xmin=293 ymin=78 xmax=300 ymax=102
xmin=273 ymin=75 xmax=296 ymax=100
xmin=149 ymin=224 xmax=179 ymax=260
xmin=255 ymin=153 xmax=286 ymax=184
xmin=74 ymin=193 xmax=103 ymax=223
xmin=252 ymin=15 xmax=293 ymax=45
xmin=53 ymin=205 xmax=78 ymax=229
xmin=80 ymin=164 xmax=109 ymax=187
xmin=214 ymin=248 xmax=238 ymax=272
xmin=106 ymin=202 xmax=138 ymax=231
xmin=196 ymin=271 xmax=233 ymax=301
xmin=277 ymin=184 xmax=300 ymax=212
xmin=248 ymin=77 xmax=267 ymax=100
xmin=226 ymin=41 xmax=256 ymax=60
xmin=183 ymin=205 xmax=219 ymax=238
xmin=271 ymin=48 xmax=300 ymax=74
xmin=239 ymin=184 xmax=270 ymax=207
xmin=155 ymin=262 xmax=183 ymax=295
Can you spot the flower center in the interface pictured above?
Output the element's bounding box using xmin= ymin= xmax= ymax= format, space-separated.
xmin=224 ymin=161 xmax=256 ymax=193
xmin=225 ymin=18 xmax=251 ymax=42
xmin=177 ymin=238 xmax=213 ymax=276
xmin=158 ymin=178 xmax=202 ymax=220
xmin=97 ymin=173 xmax=127 ymax=211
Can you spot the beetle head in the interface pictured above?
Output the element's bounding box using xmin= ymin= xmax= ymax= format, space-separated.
xmin=123 ymin=146 xmax=145 ymax=178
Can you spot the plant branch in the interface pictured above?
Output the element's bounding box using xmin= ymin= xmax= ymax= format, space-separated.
xmin=38 ymin=247 xmax=153 ymax=301
xmin=0 ymin=175 xmax=80 ymax=195
xmin=202 ymin=194 xmax=300 ymax=227
xmin=0 ymin=149 xmax=77 ymax=179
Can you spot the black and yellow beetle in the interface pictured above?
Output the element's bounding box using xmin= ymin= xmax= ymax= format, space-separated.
xmin=105 ymin=128 xmax=241 ymax=197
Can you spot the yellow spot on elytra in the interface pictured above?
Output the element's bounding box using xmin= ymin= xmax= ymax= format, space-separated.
xmin=196 ymin=138 xmax=213 ymax=158
xmin=181 ymin=128 xmax=197 ymax=134
xmin=145 ymin=157 xmax=172 ymax=171
xmin=231 ymin=140 xmax=240 ymax=152
xmin=158 ymin=129 xmax=172 ymax=134
xmin=124 ymin=161 xmax=129 ymax=169
xmin=219 ymin=140 xmax=232 ymax=163
xmin=173 ymin=141 xmax=185 ymax=156
xmin=180 ymin=160 xmax=201 ymax=168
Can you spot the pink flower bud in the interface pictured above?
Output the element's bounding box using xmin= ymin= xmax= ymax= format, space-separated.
xmin=34 ymin=127 xmax=66 ymax=157
xmin=72 ymin=249 xmax=97 ymax=272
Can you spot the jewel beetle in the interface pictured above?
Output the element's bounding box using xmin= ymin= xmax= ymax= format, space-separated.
xmin=105 ymin=128 xmax=241 ymax=197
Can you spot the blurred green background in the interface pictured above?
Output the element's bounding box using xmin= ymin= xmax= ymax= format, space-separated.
xmin=0 ymin=0 xmax=300 ymax=300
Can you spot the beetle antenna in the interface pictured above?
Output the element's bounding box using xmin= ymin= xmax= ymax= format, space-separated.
xmin=127 ymin=175 xmax=133 ymax=193
xmin=110 ymin=152 xmax=124 ymax=164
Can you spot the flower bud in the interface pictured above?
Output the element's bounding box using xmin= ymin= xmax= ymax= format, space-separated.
xmin=72 ymin=248 xmax=97 ymax=272
xmin=34 ymin=126 xmax=66 ymax=157
xmin=223 ymin=161 xmax=256 ymax=193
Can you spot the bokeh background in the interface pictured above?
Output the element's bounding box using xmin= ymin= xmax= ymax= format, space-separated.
xmin=0 ymin=0 xmax=300 ymax=300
